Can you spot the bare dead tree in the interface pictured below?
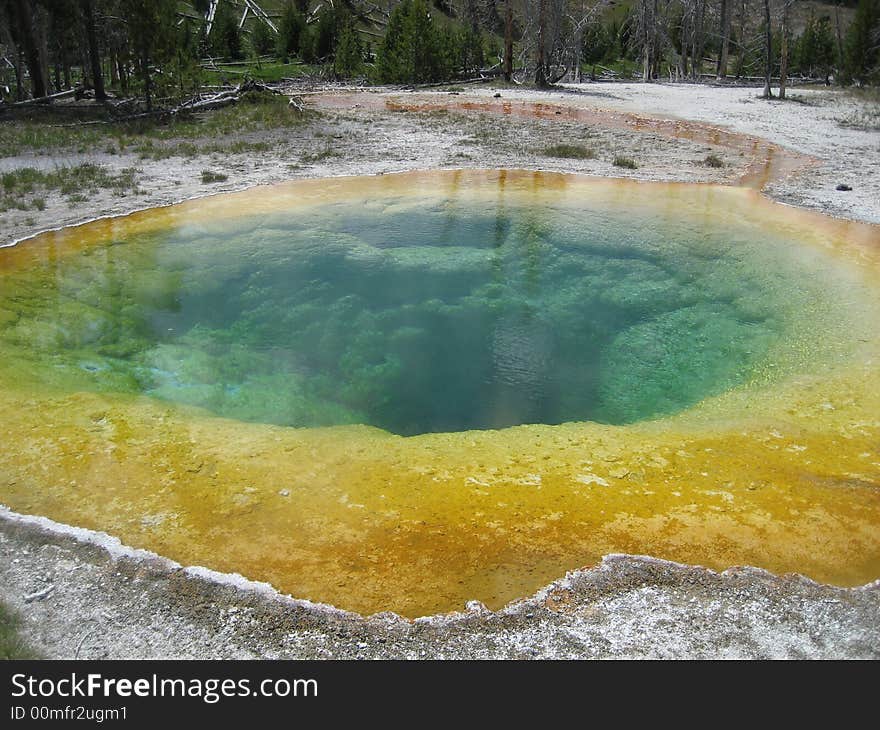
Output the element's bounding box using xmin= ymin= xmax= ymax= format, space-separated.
xmin=778 ymin=0 xmax=789 ymax=98
xmin=834 ymin=0 xmax=845 ymax=73
xmin=83 ymin=0 xmax=106 ymax=100
xmin=762 ymin=0 xmax=772 ymax=97
xmin=716 ymin=0 xmax=731 ymax=78
xmin=536 ymin=0 xmax=548 ymax=85
xmin=631 ymin=0 xmax=661 ymax=80
xmin=503 ymin=0 xmax=513 ymax=81
xmin=520 ymin=0 xmax=566 ymax=85
xmin=6 ymin=0 xmax=47 ymax=99
xmin=679 ymin=0 xmax=693 ymax=79
xmin=564 ymin=0 xmax=609 ymax=82
xmin=691 ymin=0 xmax=705 ymax=80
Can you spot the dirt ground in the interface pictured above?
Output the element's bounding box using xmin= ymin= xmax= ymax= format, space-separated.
xmin=1 ymin=81 xmax=879 ymax=658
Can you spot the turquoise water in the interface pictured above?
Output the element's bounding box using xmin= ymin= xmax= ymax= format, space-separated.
xmin=0 ymin=186 xmax=844 ymax=435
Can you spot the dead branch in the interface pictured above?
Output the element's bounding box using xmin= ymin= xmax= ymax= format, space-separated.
xmin=24 ymin=584 xmax=54 ymax=602
xmin=4 ymin=88 xmax=76 ymax=107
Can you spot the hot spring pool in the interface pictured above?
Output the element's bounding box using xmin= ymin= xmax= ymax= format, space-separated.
xmin=1 ymin=170 xmax=879 ymax=616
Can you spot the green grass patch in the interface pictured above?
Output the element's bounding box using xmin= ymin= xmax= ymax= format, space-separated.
xmin=613 ymin=155 xmax=638 ymax=169
xmin=201 ymin=62 xmax=322 ymax=84
xmin=0 ymin=94 xmax=311 ymax=157
xmin=0 ymin=163 xmax=140 ymax=211
xmin=543 ymin=144 xmax=595 ymax=159
xmin=148 ymin=93 xmax=310 ymax=140
xmin=0 ymin=122 xmax=108 ymax=158
xmin=837 ymin=87 xmax=880 ymax=131
xmin=0 ymin=602 xmax=40 ymax=659
xmin=200 ymin=170 xmax=229 ymax=183
xmin=301 ymin=144 xmax=339 ymax=163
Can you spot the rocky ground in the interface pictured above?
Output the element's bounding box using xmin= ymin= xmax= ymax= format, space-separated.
xmin=1 ymin=80 xmax=879 ymax=658
xmin=3 ymin=508 xmax=878 ymax=659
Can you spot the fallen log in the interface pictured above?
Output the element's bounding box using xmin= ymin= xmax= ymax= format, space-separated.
xmin=5 ymin=88 xmax=76 ymax=107
xmin=405 ymin=75 xmax=497 ymax=90
xmin=169 ymin=79 xmax=283 ymax=115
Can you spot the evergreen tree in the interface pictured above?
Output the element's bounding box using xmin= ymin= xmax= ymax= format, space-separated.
xmin=250 ymin=20 xmax=275 ymax=57
xmin=376 ymin=1 xmax=409 ymax=82
xmin=334 ymin=22 xmax=364 ymax=78
xmin=276 ymin=1 xmax=307 ymax=60
xmin=376 ymin=0 xmax=447 ymax=83
xmin=210 ymin=1 xmax=243 ymax=60
xmin=313 ymin=5 xmax=340 ymax=60
xmin=797 ymin=12 xmax=835 ymax=79
xmin=582 ymin=23 xmax=611 ymax=65
xmin=459 ymin=24 xmax=484 ymax=76
xmin=118 ymin=0 xmax=179 ymax=110
xmin=845 ymin=0 xmax=880 ymax=82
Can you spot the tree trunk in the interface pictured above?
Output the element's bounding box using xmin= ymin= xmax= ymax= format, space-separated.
xmin=138 ymin=43 xmax=152 ymax=111
xmin=503 ymin=0 xmax=513 ymax=82
xmin=81 ymin=49 xmax=90 ymax=87
xmin=762 ymin=0 xmax=773 ymax=98
xmin=35 ymin=3 xmax=50 ymax=93
xmin=717 ymin=0 xmax=731 ymax=79
xmin=83 ymin=0 xmax=106 ymax=100
xmin=834 ymin=1 xmax=845 ymax=81
xmin=736 ymin=0 xmax=746 ymax=78
xmin=679 ymin=9 xmax=689 ymax=80
xmin=643 ymin=0 xmax=650 ymax=80
xmin=651 ymin=0 xmax=660 ymax=79
xmin=692 ymin=0 xmax=705 ymax=81
xmin=535 ymin=0 xmax=548 ymax=87
xmin=12 ymin=0 xmax=47 ymax=98
xmin=15 ymin=49 xmax=23 ymax=100
xmin=117 ymin=55 xmax=128 ymax=93
xmin=779 ymin=5 xmax=789 ymax=99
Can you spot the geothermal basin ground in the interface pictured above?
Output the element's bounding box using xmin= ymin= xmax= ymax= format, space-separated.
xmin=0 ymin=82 xmax=879 ymax=658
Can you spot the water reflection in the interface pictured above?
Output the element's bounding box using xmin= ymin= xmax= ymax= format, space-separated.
xmin=1 ymin=171 xmax=879 ymax=616
xmin=1 ymin=171 xmax=874 ymax=436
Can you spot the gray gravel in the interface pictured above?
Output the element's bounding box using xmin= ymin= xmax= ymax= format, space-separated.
xmin=2 ymin=507 xmax=877 ymax=659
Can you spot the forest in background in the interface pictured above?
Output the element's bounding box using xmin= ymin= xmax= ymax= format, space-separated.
xmin=0 ymin=0 xmax=877 ymax=109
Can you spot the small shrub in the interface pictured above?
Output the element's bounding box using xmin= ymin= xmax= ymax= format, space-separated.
xmin=200 ymin=170 xmax=229 ymax=183
xmin=543 ymin=144 xmax=595 ymax=159
xmin=301 ymin=145 xmax=338 ymax=163
xmin=613 ymin=156 xmax=637 ymax=169
xmin=704 ymin=153 xmax=724 ymax=168
xmin=31 ymin=197 xmax=46 ymax=210
xmin=228 ymin=140 xmax=270 ymax=154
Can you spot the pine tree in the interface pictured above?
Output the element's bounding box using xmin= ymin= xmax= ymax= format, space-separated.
xmin=378 ymin=0 xmax=447 ymax=83
xmin=334 ymin=22 xmax=363 ymax=78
xmin=118 ymin=0 xmax=178 ymax=110
xmin=845 ymin=0 xmax=880 ymax=82
xmin=250 ymin=20 xmax=275 ymax=57
xmin=210 ymin=1 xmax=243 ymax=60
xmin=313 ymin=5 xmax=342 ymax=60
xmin=459 ymin=24 xmax=484 ymax=76
xmin=797 ymin=11 xmax=835 ymax=79
xmin=404 ymin=0 xmax=443 ymax=83
xmin=276 ymin=1 xmax=307 ymax=60
xmin=582 ymin=23 xmax=611 ymax=65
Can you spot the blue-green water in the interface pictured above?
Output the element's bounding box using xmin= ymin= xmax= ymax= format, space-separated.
xmin=0 ymin=184 xmax=848 ymax=435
